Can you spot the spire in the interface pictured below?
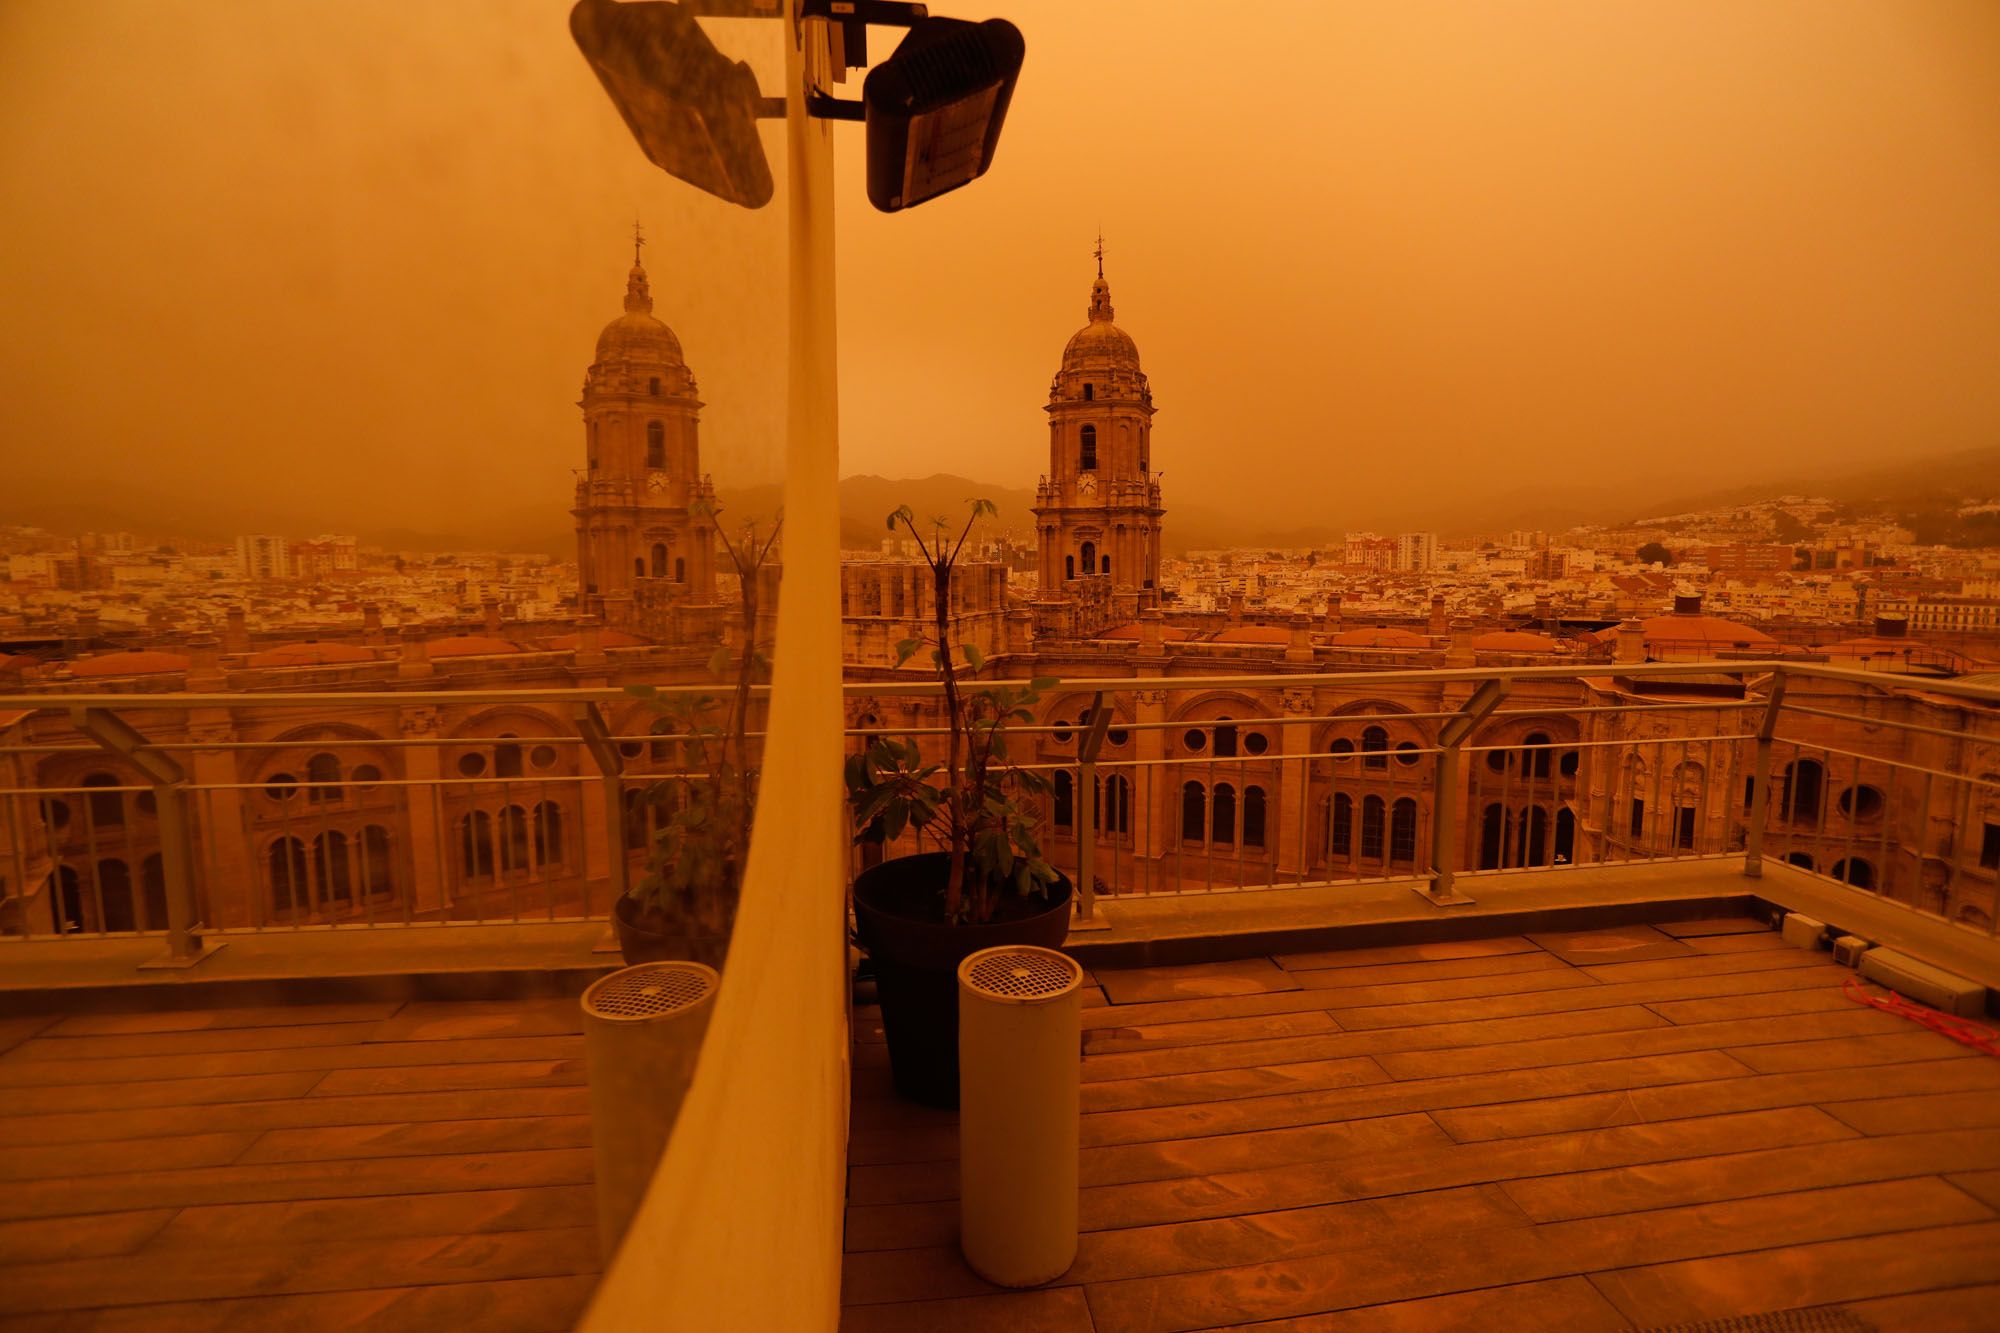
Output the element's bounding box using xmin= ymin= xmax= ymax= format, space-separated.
xmin=1087 ymin=237 xmax=1114 ymax=324
xmin=624 ymin=221 xmax=653 ymax=315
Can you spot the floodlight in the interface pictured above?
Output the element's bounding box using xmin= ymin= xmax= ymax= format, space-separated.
xmin=860 ymin=17 xmax=1024 ymax=212
xmin=570 ymin=0 xmax=775 ymax=209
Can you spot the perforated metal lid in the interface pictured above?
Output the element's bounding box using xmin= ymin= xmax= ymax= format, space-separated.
xmin=959 ymin=946 xmax=1081 ymax=1003
xmin=582 ymin=961 xmax=717 ymax=1022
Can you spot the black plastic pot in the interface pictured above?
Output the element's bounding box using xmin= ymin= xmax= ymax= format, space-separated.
xmin=851 ymin=852 xmax=1072 ymax=1107
xmin=613 ymin=895 xmax=731 ymax=970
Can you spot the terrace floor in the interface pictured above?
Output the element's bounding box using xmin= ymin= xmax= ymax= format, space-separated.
xmin=0 ymin=995 xmax=598 ymax=1330
xmin=842 ymin=913 xmax=2000 ymax=1332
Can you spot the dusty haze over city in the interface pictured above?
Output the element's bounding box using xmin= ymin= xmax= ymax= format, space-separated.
xmin=3 ymin=0 xmax=1998 ymax=548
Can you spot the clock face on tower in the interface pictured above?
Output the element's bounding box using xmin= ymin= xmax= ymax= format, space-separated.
xmin=1078 ymin=473 xmax=1097 ymax=497
xmin=647 ymin=473 xmax=668 ymax=494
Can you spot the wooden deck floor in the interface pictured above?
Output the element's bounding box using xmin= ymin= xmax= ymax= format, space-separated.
xmin=0 ymin=995 xmax=598 ymax=1330
xmin=843 ymin=915 xmax=2000 ymax=1332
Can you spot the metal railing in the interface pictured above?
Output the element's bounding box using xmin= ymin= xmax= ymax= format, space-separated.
xmin=4 ymin=659 xmax=1999 ymax=967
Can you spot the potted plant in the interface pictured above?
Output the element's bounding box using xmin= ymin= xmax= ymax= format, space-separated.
xmin=616 ymin=508 xmax=779 ymax=968
xmin=847 ymin=500 xmax=1072 ymax=1107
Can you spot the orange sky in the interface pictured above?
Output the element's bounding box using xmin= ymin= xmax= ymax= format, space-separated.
xmin=2 ymin=1 xmax=1997 ymax=545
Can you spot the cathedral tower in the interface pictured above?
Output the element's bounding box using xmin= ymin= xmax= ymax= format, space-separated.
xmin=573 ymin=230 xmax=718 ymax=630
xmin=1032 ymin=247 xmax=1165 ymax=632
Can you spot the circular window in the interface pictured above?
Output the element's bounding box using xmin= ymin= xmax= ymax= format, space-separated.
xmin=265 ymin=772 xmax=298 ymax=800
xmin=457 ymin=752 xmax=487 ymax=778
xmin=1107 ymin=727 xmax=1129 ymax=747
xmin=136 ymin=791 xmax=158 ymax=816
xmin=1394 ymin=741 xmax=1420 ymax=766
xmin=352 ymin=764 xmax=382 ymax=788
xmin=1053 ymin=719 xmax=1073 ymax=743
xmin=1838 ymin=785 xmax=1885 ymax=820
xmin=617 ymin=740 xmax=643 ymax=760
xmin=1485 ymin=750 xmax=1510 ymax=773
xmin=1559 ymin=751 xmax=1580 ymax=779
xmin=1183 ymin=728 xmax=1208 ymax=752
xmin=1244 ymin=732 xmax=1270 ymax=756
xmin=1329 ymin=738 xmax=1354 ymax=758
xmin=531 ymin=744 xmax=559 ymax=770
xmin=41 ymin=798 xmax=70 ymax=830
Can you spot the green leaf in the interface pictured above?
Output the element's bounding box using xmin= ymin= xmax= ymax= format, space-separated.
xmin=706 ymin=646 xmax=732 ymax=677
xmin=961 ymin=642 xmax=985 ymax=673
xmin=1029 ymin=677 xmax=1060 ymax=693
xmin=893 ymin=638 xmax=922 ymax=666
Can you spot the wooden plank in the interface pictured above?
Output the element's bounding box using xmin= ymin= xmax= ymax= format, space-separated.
xmin=840 ymin=1184 xmax=1528 ymax=1304
xmin=0 ymin=1226 xmax=599 ymax=1316
xmin=43 ymin=1002 xmax=404 ymax=1037
xmin=1281 ymin=953 xmax=1572 ymax=992
xmin=1272 ymin=936 xmax=1540 ymax=972
xmin=235 ymin=1113 xmax=593 ymax=1165
xmin=364 ymin=998 xmax=585 ymax=1042
xmin=1194 ymin=1276 xmax=1629 ymax=1332
xmin=1526 ymin=925 xmax=1694 ymax=965
xmin=848 ymin=1112 xmax=1443 ymax=1205
xmin=1078 ymin=1006 xmax=1669 ymax=1088
xmin=1097 ymin=959 xmax=1300 ymax=1003
xmin=1081 ymin=965 xmax=1598 ymax=1034
xmin=1500 ymin=1126 xmax=2000 ymax=1222
xmin=1333 ymin=964 xmax=1846 ymax=1031
xmin=1084 ymin=1010 xmax=1338 ymax=1056
xmin=1843 ymin=1283 xmax=2000 ymax=1333
xmin=1577 ymin=949 xmax=1826 ymax=984
xmin=1729 ymin=1031 xmax=1968 ymax=1074
xmin=1371 ymin=1008 xmax=1908 ymax=1080
xmin=309 ymin=1059 xmax=586 ymax=1096
xmin=1654 ymin=915 xmax=1771 ymax=937
xmin=0 ymin=1147 xmax=595 ymax=1223
xmin=1077 ymin=1052 xmax=1758 ymax=1150
xmin=0 ymin=1085 xmax=592 ymax=1147
xmin=0 ymin=1016 xmax=58 ymax=1057
xmin=1078 ymin=1179 xmax=1989 ymax=1333
xmin=837 ymin=1287 xmax=1094 ymax=1333
xmin=1824 ymin=1089 xmax=2000 ymax=1136
xmin=0 ymin=1035 xmax=585 ymax=1088
xmin=1082 ymin=988 xmax=1351 ymax=1032
xmin=0 ymin=1130 xmax=258 ymax=1182
xmin=1082 ymin=1056 xmax=1394 ymax=1117
xmin=1586 ymin=1221 xmax=2000 ymax=1327
xmin=9 ymin=1021 xmax=391 ymax=1062
xmin=150 ymin=1184 xmax=596 ymax=1249
xmin=1947 ymin=1168 xmax=2000 ymax=1210
xmin=64 ymin=1274 xmax=601 ymax=1333
xmin=1682 ymin=931 xmax=1791 ymax=955
xmin=1435 ymin=1059 xmax=2000 ymax=1144
xmin=0 ymin=1209 xmax=173 ymax=1265
xmin=0 ymin=1071 xmax=325 ymax=1117
xmin=1644 ymin=985 xmax=1856 ymax=1024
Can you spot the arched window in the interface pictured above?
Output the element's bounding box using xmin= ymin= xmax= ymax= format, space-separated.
xmin=82 ymin=772 xmax=123 ymax=827
xmin=460 ymin=811 xmax=494 ymax=879
xmin=305 ymin=752 xmax=342 ymax=803
xmin=1480 ymin=804 xmax=1506 ymax=870
xmin=97 ymin=858 xmax=134 ymax=933
xmin=1390 ymin=798 xmax=1417 ymax=865
xmin=1786 ymin=850 xmax=1816 ymax=871
xmin=1329 ymin=793 xmax=1353 ymax=858
xmin=1103 ymin=775 xmax=1131 ymax=835
xmin=535 ymin=802 xmax=564 ymax=864
xmin=362 ymin=826 xmax=394 ymax=897
xmin=1781 ymin=759 xmax=1825 ymax=827
xmin=646 ymin=420 xmax=665 ymax=468
xmin=651 ymin=544 xmax=668 ymax=578
xmin=1361 ymin=795 xmax=1386 ymax=859
xmin=1520 ymin=806 xmax=1550 ymax=866
xmin=1102 ymin=555 xmax=1112 ymax=577
xmin=1555 ymin=808 xmax=1576 ymax=864
xmin=1215 ymin=719 xmax=1238 ymax=758
xmin=314 ymin=831 xmax=352 ymax=908
xmin=674 ymin=557 xmax=686 ymax=582
xmin=1083 ymin=383 xmax=1094 ymax=401
xmin=1362 ymin=727 xmax=1388 ymax=770
xmin=269 ymin=837 xmax=309 ymax=916
xmin=1081 ymin=541 xmax=1096 ymax=577
xmin=1080 ymin=424 xmax=1097 ymax=470
xmin=1181 ymin=781 xmax=1205 ymax=842
xmin=495 ymin=735 xmax=524 ymax=780
xmin=1212 ymin=783 xmax=1237 ymax=845
xmin=1065 ymin=555 xmax=1075 ymax=580
xmin=1244 ymin=786 xmax=1267 ymax=849
xmin=648 ymin=376 xmax=661 ymax=396
xmin=1831 ymin=857 xmax=1876 ymax=890
xmin=54 ymin=865 xmax=82 ymax=934
xmin=499 ymin=805 xmax=530 ymax=872
xmin=634 ymin=557 xmax=644 ymax=577
xmin=1053 ymin=771 xmax=1074 ymax=830
xmin=1522 ymin=732 xmax=1552 ymax=778
xmin=140 ymin=853 xmax=166 ymax=930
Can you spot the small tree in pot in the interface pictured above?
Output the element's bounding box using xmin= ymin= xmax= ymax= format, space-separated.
xmin=846 ymin=500 xmax=1070 ymax=1106
xmin=615 ymin=509 xmax=779 ymax=968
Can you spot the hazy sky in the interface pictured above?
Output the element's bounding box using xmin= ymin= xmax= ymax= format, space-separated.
xmin=3 ymin=1 xmax=1998 ymax=543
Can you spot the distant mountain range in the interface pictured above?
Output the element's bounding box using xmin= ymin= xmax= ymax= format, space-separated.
xmin=7 ymin=445 xmax=1996 ymax=557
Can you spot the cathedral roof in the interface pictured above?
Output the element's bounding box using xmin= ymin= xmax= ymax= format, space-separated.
xmin=549 ymin=628 xmax=650 ymax=649
xmin=247 ymin=642 xmax=378 ymax=668
xmin=1061 ymin=270 xmax=1141 ymax=371
xmin=1328 ymin=627 xmax=1429 ymax=649
xmin=594 ymin=256 xmax=685 ymax=366
xmin=69 ymin=650 xmax=191 ymax=677
xmin=1469 ymin=630 xmax=1565 ymax=653
xmin=428 ymin=635 xmax=522 ymax=658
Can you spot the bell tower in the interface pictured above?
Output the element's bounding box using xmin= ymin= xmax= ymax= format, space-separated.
xmin=1032 ymin=241 xmax=1165 ymax=633
xmin=573 ymin=226 xmax=719 ymax=633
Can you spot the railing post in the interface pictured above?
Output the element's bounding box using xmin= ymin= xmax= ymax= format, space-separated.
xmin=577 ymin=704 xmax=628 ymax=948
xmin=69 ymin=707 xmax=221 ymax=970
xmin=1424 ymin=678 xmax=1509 ymax=909
xmin=1743 ymin=670 xmax=1788 ymax=879
xmin=1074 ymin=692 xmax=1109 ymax=925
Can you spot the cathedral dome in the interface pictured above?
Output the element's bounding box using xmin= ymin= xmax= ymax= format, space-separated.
xmin=1061 ymin=274 xmax=1141 ymax=371
xmin=594 ymin=259 xmax=685 ymax=366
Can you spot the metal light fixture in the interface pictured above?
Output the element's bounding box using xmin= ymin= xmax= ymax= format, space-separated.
xmin=858 ymin=16 xmax=1024 ymax=212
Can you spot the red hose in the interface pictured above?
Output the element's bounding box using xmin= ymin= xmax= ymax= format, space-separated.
xmin=1843 ymin=975 xmax=2000 ymax=1058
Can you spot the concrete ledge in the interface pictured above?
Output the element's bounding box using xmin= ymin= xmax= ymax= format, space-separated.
xmin=1748 ymin=861 xmax=2000 ymax=994
xmin=0 ymin=921 xmax=618 ymax=1015
xmin=1066 ymin=859 xmax=1765 ymax=969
